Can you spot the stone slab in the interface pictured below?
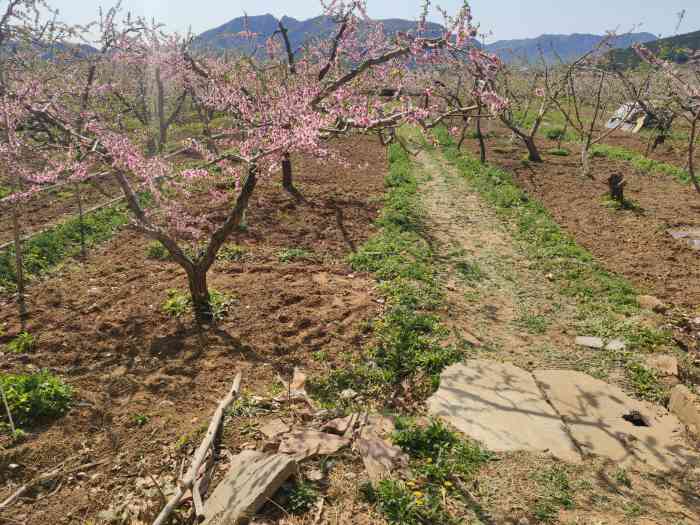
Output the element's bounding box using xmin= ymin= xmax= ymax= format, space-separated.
xmin=575 ymin=336 xmax=605 ymax=349
xmin=427 ymin=361 xmax=581 ymax=462
xmin=202 ymin=451 xmax=297 ymax=525
xmin=575 ymin=336 xmax=626 ymax=351
xmin=356 ymin=436 xmax=409 ymax=482
xmin=645 ymin=355 xmax=679 ymax=377
xmin=278 ymin=431 xmax=350 ymax=461
xmin=534 ymin=370 xmax=698 ymax=472
xmin=259 ymin=418 xmax=290 ymax=439
xmin=669 ymin=385 xmax=700 ymax=436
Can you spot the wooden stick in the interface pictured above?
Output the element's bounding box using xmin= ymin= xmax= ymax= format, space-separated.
xmin=11 ymin=205 xmax=27 ymax=327
xmin=0 ymin=383 xmax=16 ymax=436
xmin=152 ymin=372 xmax=242 ymax=525
xmin=0 ymin=456 xmax=103 ymax=512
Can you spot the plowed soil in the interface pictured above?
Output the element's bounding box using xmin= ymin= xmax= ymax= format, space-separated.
xmin=0 ymin=135 xmax=386 ymax=524
xmin=460 ymin=124 xmax=700 ymax=310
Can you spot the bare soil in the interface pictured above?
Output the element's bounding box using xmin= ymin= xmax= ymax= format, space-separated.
xmin=0 ymin=136 xmax=387 ymax=524
xmin=461 ymin=124 xmax=700 ymax=311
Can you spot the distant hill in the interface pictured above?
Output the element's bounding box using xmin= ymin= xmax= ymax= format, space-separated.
xmin=194 ymin=14 xmax=443 ymax=53
xmin=195 ymin=16 xmax=657 ymax=66
xmin=609 ymin=29 xmax=700 ymax=68
xmin=484 ymin=33 xmax=657 ymax=64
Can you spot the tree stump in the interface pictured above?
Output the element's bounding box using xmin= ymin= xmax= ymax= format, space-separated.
xmin=608 ymin=174 xmax=626 ymax=205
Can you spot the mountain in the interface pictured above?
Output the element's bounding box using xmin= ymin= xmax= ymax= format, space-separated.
xmin=194 ymin=15 xmax=659 ymax=65
xmin=194 ymin=13 xmax=443 ymax=53
xmin=484 ymin=32 xmax=657 ymax=64
xmin=609 ymin=30 xmax=700 ymax=68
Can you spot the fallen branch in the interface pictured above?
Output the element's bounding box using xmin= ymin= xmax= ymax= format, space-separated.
xmin=0 ymin=457 xmax=106 ymax=512
xmin=152 ymin=372 xmax=243 ymax=525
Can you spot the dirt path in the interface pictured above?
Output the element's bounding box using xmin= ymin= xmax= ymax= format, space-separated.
xmin=418 ymin=151 xmax=583 ymax=372
xmin=415 ymin=150 xmax=700 ymax=525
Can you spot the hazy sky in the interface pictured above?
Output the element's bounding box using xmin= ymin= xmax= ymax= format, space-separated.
xmin=47 ymin=1 xmax=699 ymax=42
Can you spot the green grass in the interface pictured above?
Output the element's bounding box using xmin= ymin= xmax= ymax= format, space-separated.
xmin=146 ymin=241 xmax=170 ymax=260
xmin=435 ymin=127 xmax=669 ymax=401
xmin=286 ymin=480 xmax=319 ymax=514
xmin=309 ymin=144 xmax=463 ymax=406
xmin=361 ymin=418 xmax=492 ymax=525
xmin=0 ymin=370 xmax=72 ymax=429
xmin=217 ymin=244 xmax=247 ymax=262
xmin=0 ymin=185 xmax=11 ymax=199
xmin=547 ymin=148 xmax=571 ymax=157
xmin=591 ymin=144 xmax=691 ymax=185
xmin=5 ymin=331 xmax=35 ymax=353
xmin=514 ymin=309 xmax=550 ymax=335
xmin=162 ymin=289 xmax=236 ymax=321
xmin=277 ymin=247 xmax=315 ymax=263
xmin=544 ymin=127 xmax=568 ymax=141
xmin=533 ymin=466 xmax=575 ymax=523
xmin=455 ymin=261 xmax=484 ymax=282
xmin=0 ymin=203 xmax=129 ymax=293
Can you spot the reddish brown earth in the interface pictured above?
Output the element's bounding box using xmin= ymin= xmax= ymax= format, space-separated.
xmin=461 ymin=124 xmax=700 ymax=310
xmin=0 ymin=136 xmax=386 ymax=524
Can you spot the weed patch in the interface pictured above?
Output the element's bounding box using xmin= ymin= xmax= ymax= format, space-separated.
xmin=362 ymin=418 xmax=492 ymax=525
xmin=591 ymin=144 xmax=690 ymax=184
xmin=5 ymin=331 xmax=36 ymax=353
xmin=277 ymin=247 xmax=315 ymax=263
xmin=162 ymin=289 xmax=236 ymax=321
xmin=0 ymin=370 xmax=72 ymax=429
xmin=310 ymin=144 xmax=462 ymax=405
xmin=533 ymin=466 xmax=575 ymax=523
xmin=0 ymin=203 xmax=128 ymax=293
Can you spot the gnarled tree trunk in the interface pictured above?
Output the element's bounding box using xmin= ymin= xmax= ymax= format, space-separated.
xmin=281 ymin=153 xmax=304 ymax=202
xmin=187 ymin=266 xmax=212 ymax=323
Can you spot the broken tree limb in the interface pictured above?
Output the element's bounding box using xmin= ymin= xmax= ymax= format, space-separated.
xmin=152 ymin=372 xmax=242 ymax=525
xmin=0 ymin=456 xmax=105 ymax=512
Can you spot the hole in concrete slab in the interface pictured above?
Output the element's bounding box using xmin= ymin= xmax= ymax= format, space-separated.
xmin=622 ymin=410 xmax=650 ymax=427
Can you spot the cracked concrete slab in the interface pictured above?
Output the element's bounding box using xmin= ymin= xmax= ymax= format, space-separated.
xmin=534 ymin=370 xmax=698 ymax=472
xmin=427 ymin=360 xmax=582 ymax=462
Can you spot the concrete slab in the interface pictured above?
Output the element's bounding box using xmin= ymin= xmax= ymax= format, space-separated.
xmin=202 ymin=451 xmax=297 ymax=525
xmin=427 ymin=361 xmax=581 ymax=462
xmin=534 ymin=370 xmax=698 ymax=472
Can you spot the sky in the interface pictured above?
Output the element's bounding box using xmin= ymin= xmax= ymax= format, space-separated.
xmin=46 ymin=1 xmax=699 ymax=43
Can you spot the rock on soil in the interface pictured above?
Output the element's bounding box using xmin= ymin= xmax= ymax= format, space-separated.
xmin=637 ymin=294 xmax=669 ymax=313
xmin=575 ymin=336 xmax=626 ymax=351
xmin=278 ymin=431 xmax=351 ymax=461
xmin=427 ymin=361 xmax=582 ymax=463
xmin=202 ymin=451 xmax=297 ymax=525
xmin=534 ymin=370 xmax=698 ymax=472
xmin=669 ymin=385 xmax=700 ymax=436
xmin=644 ymin=354 xmax=679 ymax=377
xmin=259 ymin=418 xmax=291 ymax=439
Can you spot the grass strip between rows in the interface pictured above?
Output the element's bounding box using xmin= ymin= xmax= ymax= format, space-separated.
xmin=434 ymin=127 xmax=671 ymax=402
xmin=591 ymin=143 xmax=691 ymax=185
xmin=309 ymin=143 xmax=464 ymax=405
xmin=0 ymin=203 xmax=129 ymax=293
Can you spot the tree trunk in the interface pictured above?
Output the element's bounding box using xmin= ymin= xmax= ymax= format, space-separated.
xmin=188 ymin=266 xmax=212 ymax=323
xmin=689 ymin=116 xmax=700 ymax=194
xmin=581 ymin=147 xmax=590 ymax=178
xmin=155 ymin=67 xmax=166 ymax=153
xmin=281 ymin=153 xmax=304 ymax=202
xmin=608 ymin=174 xmax=625 ymax=204
xmin=475 ymin=106 xmax=486 ymax=164
xmin=523 ymin=135 xmax=542 ymax=163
